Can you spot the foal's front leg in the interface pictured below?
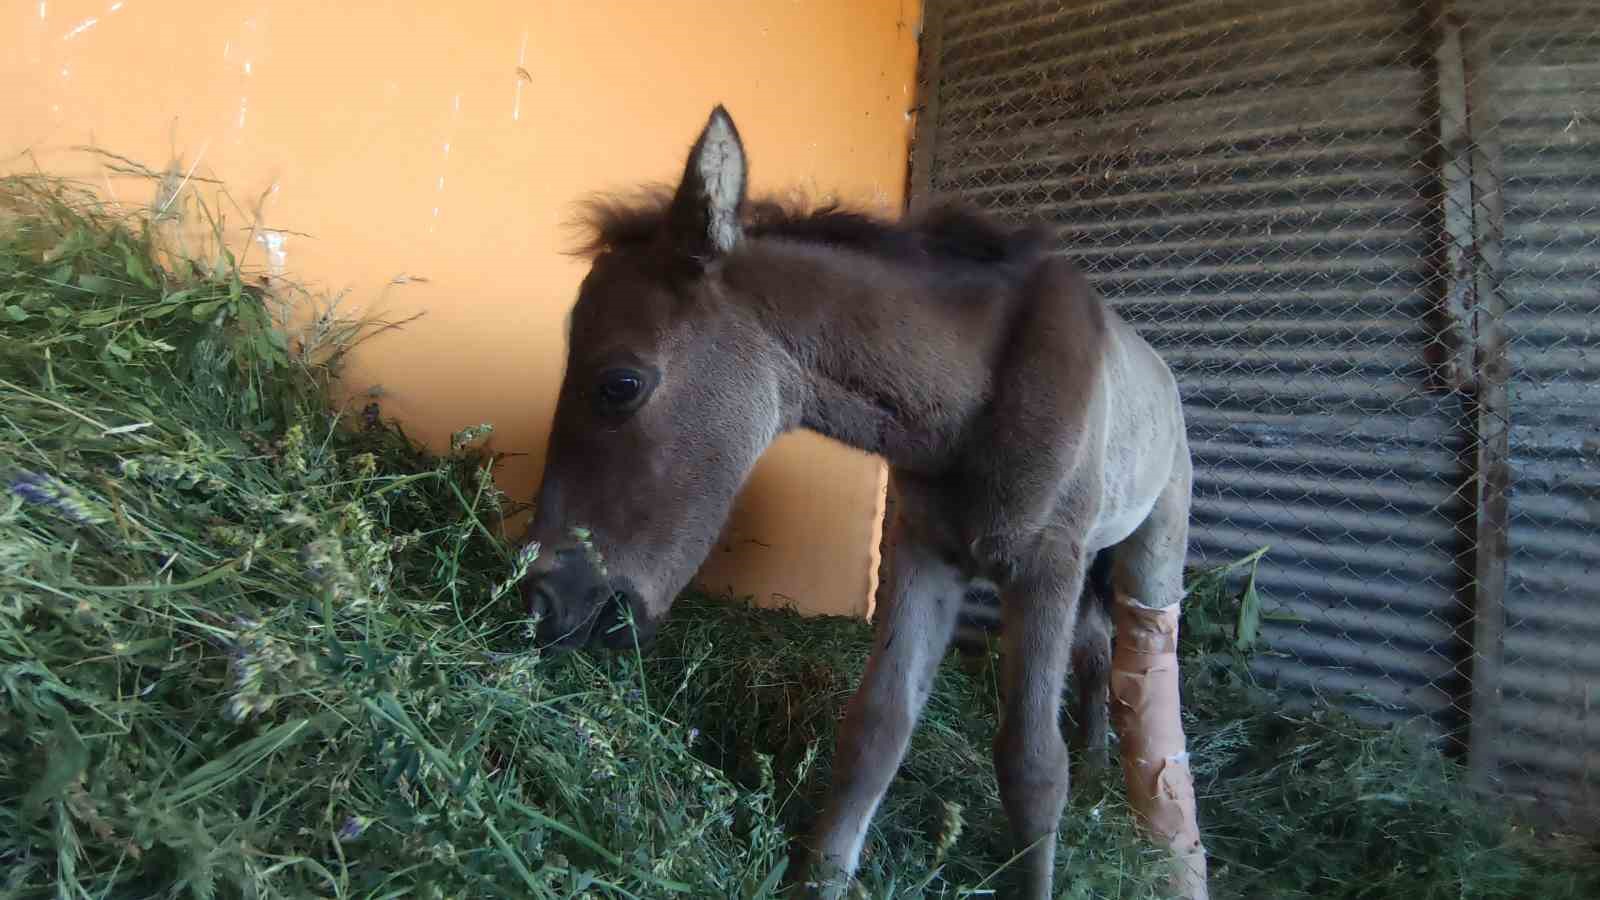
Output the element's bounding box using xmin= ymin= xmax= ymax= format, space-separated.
xmin=804 ymin=532 xmax=963 ymax=898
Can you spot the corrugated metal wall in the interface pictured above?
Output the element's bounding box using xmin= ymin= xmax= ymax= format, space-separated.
xmin=1468 ymin=0 xmax=1600 ymax=820
xmin=908 ymin=0 xmax=1598 ymax=823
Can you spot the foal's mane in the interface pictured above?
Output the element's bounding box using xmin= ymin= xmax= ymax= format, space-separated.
xmin=568 ymin=185 xmax=1051 ymax=268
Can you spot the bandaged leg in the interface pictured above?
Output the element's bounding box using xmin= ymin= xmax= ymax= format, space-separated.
xmin=1110 ymin=594 xmax=1208 ymax=900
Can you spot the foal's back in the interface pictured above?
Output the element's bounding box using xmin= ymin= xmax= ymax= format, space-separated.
xmin=901 ymin=204 xmax=1188 ymax=560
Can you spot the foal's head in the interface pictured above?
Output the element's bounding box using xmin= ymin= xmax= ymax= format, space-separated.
xmin=520 ymin=106 xmax=793 ymax=650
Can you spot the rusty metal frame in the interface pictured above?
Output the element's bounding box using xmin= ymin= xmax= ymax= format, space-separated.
xmin=904 ymin=0 xmax=946 ymax=216
xmin=1432 ymin=0 xmax=1512 ymax=792
xmin=1462 ymin=19 xmax=1513 ymax=796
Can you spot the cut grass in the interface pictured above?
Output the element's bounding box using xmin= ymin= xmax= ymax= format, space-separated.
xmin=2 ymin=167 xmax=1596 ymax=899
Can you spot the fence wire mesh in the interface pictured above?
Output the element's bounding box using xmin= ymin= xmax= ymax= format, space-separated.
xmin=909 ymin=0 xmax=1600 ymax=827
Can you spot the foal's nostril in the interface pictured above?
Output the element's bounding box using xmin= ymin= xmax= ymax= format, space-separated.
xmin=528 ymin=581 xmax=558 ymax=618
xmin=589 ymin=588 xmax=652 ymax=648
xmin=592 ymin=589 xmax=627 ymax=629
xmin=521 ymin=544 xmax=635 ymax=649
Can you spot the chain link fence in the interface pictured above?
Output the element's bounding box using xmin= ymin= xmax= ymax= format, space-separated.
xmin=906 ymin=0 xmax=1599 ymax=828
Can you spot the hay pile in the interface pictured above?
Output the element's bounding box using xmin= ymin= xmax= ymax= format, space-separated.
xmin=2 ymin=170 xmax=1595 ymax=899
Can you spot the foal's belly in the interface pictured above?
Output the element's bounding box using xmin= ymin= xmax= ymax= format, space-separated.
xmin=1077 ymin=323 xmax=1182 ymax=552
xmin=1086 ymin=490 xmax=1163 ymax=553
xmin=1086 ymin=424 xmax=1175 ymax=550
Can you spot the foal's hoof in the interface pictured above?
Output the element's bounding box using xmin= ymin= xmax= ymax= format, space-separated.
xmin=793 ymin=859 xmax=859 ymax=900
xmin=794 ymin=879 xmax=857 ymax=900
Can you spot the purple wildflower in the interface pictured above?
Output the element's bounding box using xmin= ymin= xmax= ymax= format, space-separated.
xmin=9 ymin=469 xmax=108 ymax=525
xmin=337 ymin=815 xmax=370 ymax=842
xmin=9 ymin=470 xmax=53 ymax=506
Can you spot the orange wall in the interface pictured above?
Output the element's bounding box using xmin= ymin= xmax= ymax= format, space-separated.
xmin=4 ymin=1 xmax=921 ymax=618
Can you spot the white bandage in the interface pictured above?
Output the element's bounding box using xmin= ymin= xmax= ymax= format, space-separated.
xmin=1110 ymin=595 xmax=1209 ymax=900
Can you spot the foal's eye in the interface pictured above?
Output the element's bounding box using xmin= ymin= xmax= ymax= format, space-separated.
xmin=594 ymin=368 xmax=650 ymax=415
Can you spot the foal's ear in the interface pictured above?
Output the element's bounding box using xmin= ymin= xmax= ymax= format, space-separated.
xmin=666 ymin=105 xmax=748 ymax=260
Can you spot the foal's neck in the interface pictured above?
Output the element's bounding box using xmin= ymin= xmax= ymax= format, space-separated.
xmin=727 ymin=237 xmax=1014 ymax=472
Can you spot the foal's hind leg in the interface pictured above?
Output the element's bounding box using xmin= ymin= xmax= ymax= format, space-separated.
xmin=1109 ymin=456 xmax=1209 ymax=899
xmin=803 ymin=523 xmax=963 ymax=899
xmin=993 ymin=547 xmax=1088 ymax=900
xmin=1068 ymin=558 xmax=1113 ymax=775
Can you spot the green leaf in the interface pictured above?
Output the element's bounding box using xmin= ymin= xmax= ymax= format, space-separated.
xmin=251 ymin=332 xmax=278 ymax=368
xmin=1234 ymin=564 xmax=1263 ymax=651
xmin=47 ymin=262 xmax=74 ymax=285
xmin=77 ymin=273 xmax=119 ymax=295
xmin=169 ymin=717 xmax=320 ymax=808
xmin=1264 ymin=611 xmax=1310 ymax=625
xmin=79 ymin=306 xmax=124 ymax=326
xmin=2 ymin=304 xmax=27 ymax=322
xmin=384 ymin=745 xmax=420 ymax=787
xmin=121 ymin=242 xmax=158 ymax=289
xmin=750 ymin=859 xmax=789 ymax=899
xmin=234 ymin=299 xmax=262 ymax=330
xmin=44 ymin=228 xmax=92 ymax=267
xmin=105 ymin=341 xmax=132 ymax=361
xmin=190 ymin=299 xmax=225 ymax=321
xmin=22 ymin=705 xmax=89 ymax=818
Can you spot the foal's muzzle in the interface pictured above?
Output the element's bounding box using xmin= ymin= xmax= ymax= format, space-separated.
xmin=522 ymin=546 xmax=653 ymax=651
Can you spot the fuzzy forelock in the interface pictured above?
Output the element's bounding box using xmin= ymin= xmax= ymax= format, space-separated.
xmin=565 ymin=184 xmax=677 ymax=259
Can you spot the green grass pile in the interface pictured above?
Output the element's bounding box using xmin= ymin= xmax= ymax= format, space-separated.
xmin=2 ymin=169 xmax=1596 ymax=899
xmin=0 ymin=171 xmax=790 ymax=899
